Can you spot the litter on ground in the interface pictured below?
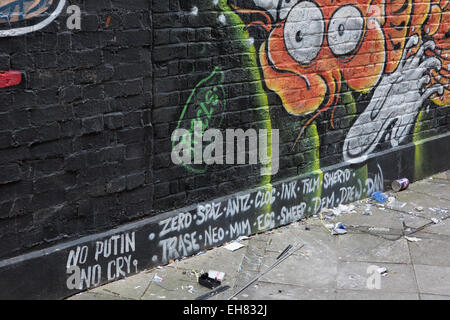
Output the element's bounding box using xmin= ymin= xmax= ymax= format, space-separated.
xmin=405 ymin=236 xmax=422 ymax=242
xmin=223 ymin=242 xmax=245 ymax=252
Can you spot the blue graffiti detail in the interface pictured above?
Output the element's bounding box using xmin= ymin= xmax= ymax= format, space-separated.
xmin=0 ymin=0 xmax=53 ymax=23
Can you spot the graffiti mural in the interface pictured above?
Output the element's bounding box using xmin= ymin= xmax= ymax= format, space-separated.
xmin=0 ymin=0 xmax=66 ymax=88
xmin=230 ymin=0 xmax=449 ymax=163
xmin=172 ymin=66 xmax=227 ymax=174
xmin=0 ymin=0 xmax=66 ymax=37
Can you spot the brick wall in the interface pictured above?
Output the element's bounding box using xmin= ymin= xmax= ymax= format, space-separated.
xmin=0 ymin=0 xmax=449 ymax=261
xmin=0 ymin=0 xmax=153 ymax=259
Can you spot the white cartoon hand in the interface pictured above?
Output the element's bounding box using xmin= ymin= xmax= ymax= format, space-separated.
xmin=343 ymin=35 xmax=444 ymax=163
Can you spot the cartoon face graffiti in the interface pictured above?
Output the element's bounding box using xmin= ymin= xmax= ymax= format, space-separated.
xmin=230 ymin=0 xmax=449 ymax=162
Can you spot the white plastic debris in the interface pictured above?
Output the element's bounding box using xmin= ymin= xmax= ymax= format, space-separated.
xmin=362 ymin=205 xmax=372 ymax=215
xmin=332 ymin=222 xmax=347 ymax=235
xmin=152 ymin=273 xmax=164 ymax=283
xmin=208 ymin=270 xmax=225 ymax=282
xmin=331 ymin=204 xmax=356 ymax=216
xmin=377 ymin=267 xmax=388 ymax=276
xmin=224 ymin=242 xmax=245 ymax=252
xmin=431 ymin=218 xmax=441 ymax=224
xmin=405 ymin=236 xmax=422 ymax=242
xmin=387 ymin=197 xmax=407 ymax=210
xmin=368 ymin=227 xmax=390 ymax=232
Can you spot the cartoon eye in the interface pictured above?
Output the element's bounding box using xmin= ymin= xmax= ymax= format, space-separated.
xmin=327 ymin=5 xmax=364 ymax=57
xmin=279 ymin=0 xmax=298 ymax=20
xmin=284 ymin=1 xmax=324 ymax=65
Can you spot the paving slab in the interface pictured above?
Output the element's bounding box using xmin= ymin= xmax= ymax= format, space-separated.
xmin=321 ymin=205 xmax=405 ymax=231
xmin=265 ymin=227 xmax=338 ymax=260
xmin=414 ymin=264 xmax=450 ymax=296
xmin=336 ymin=261 xmax=418 ymax=293
xmin=407 ymin=180 xmax=450 ymax=201
xmin=259 ymin=251 xmax=337 ymax=289
xmin=408 ymin=238 xmax=450 ymax=267
xmin=420 ymin=293 xmax=450 ymax=300
xmin=233 ymin=282 xmax=336 ymax=300
xmin=81 ymin=270 xmax=155 ymax=300
xmin=421 ymin=217 xmax=450 ymax=237
xmin=139 ymin=267 xmax=201 ymax=300
xmin=431 ymin=171 xmax=450 ymax=181
xmin=336 ymin=289 xmax=419 ymax=300
xmin=335 ymin=234 xmax=411 ymax=264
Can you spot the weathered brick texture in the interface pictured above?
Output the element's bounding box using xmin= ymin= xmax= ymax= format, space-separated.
xmin=0 ymin=0 xmax=153 ymax=259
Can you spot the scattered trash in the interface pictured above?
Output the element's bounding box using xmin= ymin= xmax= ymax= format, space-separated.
xmin=152 ymin=273 xmax=164 ymax=283
xmin=227 ymin=243 xmax=305 ymax=300
xmin=199 ymin=273 xmax=222 ymax=289
xmin=392 ymin=178 xmax=410 ymax=192
xmin=387 ymin=197 xmax=407 ymax=210
xmin=414 ymin=206 xmax=424 ymax=212
xmin=182 ymin=285 xmax=195 ymax=294
xmin=362 ymin=205 xmax=372 ymax=216
xmin=208 ymin=270 xmax=225 ymax=282
xmin=372 ymin=191 xmax=387 ymax=203
xmin=331 ymin=204 xmax=355 ymax=216
xmin=224 ymin=242 xmax=245 ymax=252
xmin=377 ymin=267 xmax=388 ymax=276
xmin=237 ymin=236 xmax=251 ymax=242
xmin=405 ymin=236 xmax=422 ymax=242
xmin=305 ymin=224 xmax=310 ymax=231
xmin=431 ymin=218 xmax=441 ymax=224
xmin=332 ymin=222 xmax=347 ymax=235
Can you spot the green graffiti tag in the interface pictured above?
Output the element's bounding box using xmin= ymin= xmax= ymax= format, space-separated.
xmin=173 ymin=67 xmax=227 ymax=174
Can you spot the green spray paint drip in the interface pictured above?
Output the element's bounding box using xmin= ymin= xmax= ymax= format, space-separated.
xmin=413 ymin=110 xmax=427 ymax=180
xmin=220 ymin=0 xmax=274 ymax=220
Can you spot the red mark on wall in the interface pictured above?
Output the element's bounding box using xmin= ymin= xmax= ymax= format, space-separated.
xmin=0 ymin=71 xmax=21 ymax=88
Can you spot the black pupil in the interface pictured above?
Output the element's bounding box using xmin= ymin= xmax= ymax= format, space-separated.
xmin=338 ymin=24 xmax=345 ymax=36
xmin=296 ymin=30 xmax=303 ymax=42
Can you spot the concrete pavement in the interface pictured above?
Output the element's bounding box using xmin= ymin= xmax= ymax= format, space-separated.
xmin=68 ymin=171 xmax=450 ymax=300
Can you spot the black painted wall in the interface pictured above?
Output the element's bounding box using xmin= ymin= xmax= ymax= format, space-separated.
xmin=0 ymin=0 xmax=153 ymax=259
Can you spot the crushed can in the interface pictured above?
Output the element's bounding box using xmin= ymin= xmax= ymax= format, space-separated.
xmin=392 ymin=178 xmax=409 ymax=192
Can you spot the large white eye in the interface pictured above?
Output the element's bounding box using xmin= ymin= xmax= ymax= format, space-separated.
xmin=284 ymin=1 xmax=324 ymax=65
xmin=327 ymin=5 xmax=364 ymax=56
xmin=279 ymin=0 xmax=298 ymax=20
